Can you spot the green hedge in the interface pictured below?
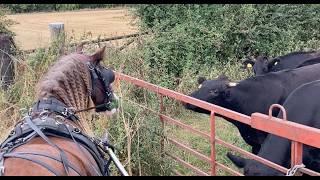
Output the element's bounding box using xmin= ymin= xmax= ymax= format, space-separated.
xmin=0 ymin=7 xmax=15 ymax=36
xmin=3 ymin=4 xmax=128 ymax=14
xmin=134 ymin=4 xmax=320 ymax=88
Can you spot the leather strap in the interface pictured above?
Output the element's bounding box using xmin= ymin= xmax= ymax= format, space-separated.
xmin=25 ymin=116 xmax=71 ymax=175
xmin=3 ymin=153 xmax=61 ymax=176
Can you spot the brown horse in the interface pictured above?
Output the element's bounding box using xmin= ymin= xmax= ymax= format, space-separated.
xmin=0 ymin=45 xmax=121 ymax=176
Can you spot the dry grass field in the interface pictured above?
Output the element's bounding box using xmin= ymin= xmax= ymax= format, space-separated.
xmin=7 ymin=8 xmax=138 ymax=50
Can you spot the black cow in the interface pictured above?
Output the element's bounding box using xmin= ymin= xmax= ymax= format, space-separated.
xmin=184 ymin=63 xmax=320 ymax=154
xmin=227 ymin=80 xmax=320 ymax=176
xmin=243 ymin=51 xmax=320 ymax=75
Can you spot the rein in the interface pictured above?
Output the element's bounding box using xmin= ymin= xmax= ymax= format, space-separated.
xmin=74 ymin=102 xmax=112 ymax=114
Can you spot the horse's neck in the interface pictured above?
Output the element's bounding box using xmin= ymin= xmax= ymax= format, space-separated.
xmin=37 ymin=94 xmax=95 ymax=137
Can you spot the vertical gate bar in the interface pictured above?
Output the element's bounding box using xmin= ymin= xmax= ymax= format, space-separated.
xmin=210 ymin=111 xmax=216 ymax=176
xmin=291 ymin=141 xmax=303 ymax=167
xmin=115 ymin=73 xmax=121 ymax=91
xmin=159 ymin=95 xmax=165 ymax=156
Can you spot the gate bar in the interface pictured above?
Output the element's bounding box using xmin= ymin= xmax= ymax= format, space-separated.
xmin=166 ymin=153 xmax=210 ymax=176
xmin=215 ymin=162 xmax=243 ymax=176
xmin=168 ymin=137 xmax=211 ymax=163
xmin=115 ymin=72 xmax=320 ymax=176
xmin=210 ymin=111 xmax=216 ymax=176
xmin=252 ymin=113 xmax=320 ymax=149
xmin=115 ymin=72 xmax=251 ymax=125
xmin=215 ymin=138 xmax=288 ymax=174
xmin=161 ymin=114 xmax=211 ymax=140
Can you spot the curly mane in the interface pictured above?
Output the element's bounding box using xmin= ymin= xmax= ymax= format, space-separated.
xmin=35 ymin=53 xmax=95 ymax=135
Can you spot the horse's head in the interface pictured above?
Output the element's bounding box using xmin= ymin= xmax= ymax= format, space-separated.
xmin=1 ymin=44 xmax=122 ymax=177
xmin=76 ymin=44 xmax=118 ymax=114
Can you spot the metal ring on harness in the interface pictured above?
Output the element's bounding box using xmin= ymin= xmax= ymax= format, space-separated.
xmin=286 ymin=164 xmax=305 ymax=176
xmin=73 ymin=128 xmax=81 ymax=134
xmin=55 ymin=115 xmax=66 ymax=123
xmin=9 ymin=130 xmax=15 ymax=137
xmin=39 ymin=110 xmax=50 ymax=121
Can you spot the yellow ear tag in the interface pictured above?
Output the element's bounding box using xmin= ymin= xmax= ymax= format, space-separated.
xmin=247 ymin=64 xmax=253 ymax=68
xmin=198 ymin=84 xmax=202 ymax=89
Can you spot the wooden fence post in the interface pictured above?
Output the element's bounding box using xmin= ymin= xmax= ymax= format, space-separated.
xmin=0 ymin=33 xmax=15 ymax=90
xmin=48 ymin=22 xmax=65 ymax=55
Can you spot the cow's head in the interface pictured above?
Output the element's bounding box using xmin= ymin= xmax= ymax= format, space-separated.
xmin=227 ymin=152 xmax=284 ymax=176
xmin=243 ymin=56 xmax=280 ymax=75
xmin=183 ymin=74 xmax=238 ymax=114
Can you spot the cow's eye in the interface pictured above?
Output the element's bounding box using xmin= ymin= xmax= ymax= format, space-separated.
xmin=210 ymin=89 xmax=219 ymax=95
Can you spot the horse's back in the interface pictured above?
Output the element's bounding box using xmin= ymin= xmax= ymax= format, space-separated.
xmin=4 ymin=137 xmax=99 ymax=176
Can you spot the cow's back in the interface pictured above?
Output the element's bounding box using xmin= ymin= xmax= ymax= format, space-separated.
xmin=234 ymin=63 xmax=320 ymax=116
xmin=271 ymin=51 xmax=320 ymax=72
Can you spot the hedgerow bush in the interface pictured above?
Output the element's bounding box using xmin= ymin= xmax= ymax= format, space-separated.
xmin=0 ymin=7 xmax=15 ymax=36
xmin=3 ymin=4 xmax=129 ymax=14
xmin=134 ymin=4 xmax=320 ymax=88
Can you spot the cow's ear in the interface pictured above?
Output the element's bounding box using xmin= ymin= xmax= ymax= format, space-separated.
xmin=242 ymin=58 xmax=255 ymax=69
xmin=227 ymin=152 xmax=247 ymax=168
xmin=198 ymin=77 xmax=206 ymax=85
xmin=268 ymin=58 xmax=280 ymax=69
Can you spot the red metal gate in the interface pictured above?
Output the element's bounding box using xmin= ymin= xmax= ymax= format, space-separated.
xmin=115 ymin=72 xmax=320 ymax=176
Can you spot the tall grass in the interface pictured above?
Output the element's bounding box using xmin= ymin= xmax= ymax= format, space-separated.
xmin=0 ymin=31 xmax=251 ymax=176
xmin=0 ymin=4 xmax=279 ymax=177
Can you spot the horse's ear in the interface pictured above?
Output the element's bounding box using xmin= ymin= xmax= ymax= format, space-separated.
xmin=76 ymin=42 xmax=85 ymax=54
xmin=90 ymin=46 xmax=106 ymax=64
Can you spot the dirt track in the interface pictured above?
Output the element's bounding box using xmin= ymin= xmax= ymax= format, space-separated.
xmin=7 ymin=8 xmax=138 ymax=50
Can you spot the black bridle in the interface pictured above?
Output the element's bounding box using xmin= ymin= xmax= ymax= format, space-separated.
xmin=86 ymin=62 xmax=115 ymax=113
